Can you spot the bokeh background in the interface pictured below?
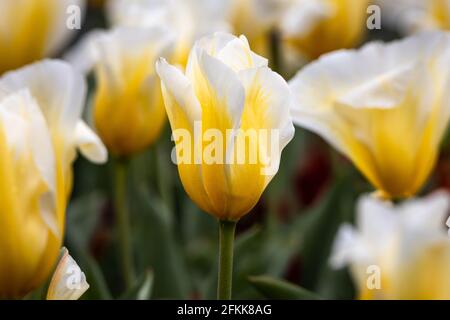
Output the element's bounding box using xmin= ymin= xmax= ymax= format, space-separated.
xmin=23 ymin=0 xmax=449 ymax=299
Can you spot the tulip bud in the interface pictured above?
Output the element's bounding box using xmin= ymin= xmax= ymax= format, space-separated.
xmin=157 ymin=32 xmax=295 ymax=221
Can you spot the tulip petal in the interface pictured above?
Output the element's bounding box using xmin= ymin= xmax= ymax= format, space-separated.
xmin=156 ymin=58 xmax=215 ymax=215
xmin=222 ymin=66 xmax=294 ymax=219
xmin=216 ymin=35 xmax=268 ymax=72
xmin=0 ymin=60 xmax=86 ymax=157
xmin=74 ymin=121 xmax=107 ymax=164
xmin=47 ymin=248 xmax=89 ymax=300
xmin=196 ymin=51 xmax=246 ymax=217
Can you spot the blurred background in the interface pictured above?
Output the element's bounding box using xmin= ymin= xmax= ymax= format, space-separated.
xmin=13 ymin=0 xmax=449 ymax=299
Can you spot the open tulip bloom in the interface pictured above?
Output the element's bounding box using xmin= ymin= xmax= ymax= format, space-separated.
xmin=0 ymin=60 xmax=106 ymax=299
xmin=290 ymin=32 xmax=450 ymax=199
xmin=156 ymin=32 xmax=295 ymax=299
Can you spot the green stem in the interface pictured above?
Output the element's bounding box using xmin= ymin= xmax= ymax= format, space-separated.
xmin=217 ymin=220 xmax=237 ymax=300
xmin=114 ymin=159 xmax=135 ymax=289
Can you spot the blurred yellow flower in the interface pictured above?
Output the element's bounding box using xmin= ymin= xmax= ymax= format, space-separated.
xmin=290 ymin=32 xmax=450 ymax=199
xmin=280 ymin=0 xmax=369 ymax=59
xmin=0 ymin=0 xmax=85 ymax=74
xmin=106 ymin=0 xmax=229 ymax=67
xmin=377 ymin=0 xmax=450 ymax=33
xmin=47 ymin=248 xmax=89 ymax=300
xmin=157 ymin=33 xmax=294 ymax=221
xmin=227 ymin=0 xmax=289 ymax=58
xmin=0 ymin=60 xmax=106 ymax=299
xmin=331 ymin=191 xmax=450 ymax=299
xmin=71 ymin=27 xmax=174 ymax=157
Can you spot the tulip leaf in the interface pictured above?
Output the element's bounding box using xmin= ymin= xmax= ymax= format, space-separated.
xmin=120 ymin=270 xmax=154 ymax=300
xmin=297 ymin=174 xmax=357 ymax=299
xmin=131 ymin=185 xmax=190 ymax=299
xmin=65 ymin=192 xmax=113 ymax=300
xmin=248 ymin=275 xmax=322 ymax=300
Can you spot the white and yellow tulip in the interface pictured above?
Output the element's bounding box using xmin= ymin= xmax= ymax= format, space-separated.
xmin=0 ymin=60 xmax=106 ymax=299
xmin=331 ymin=191 xmax=450 ymax=299
xmin=0 ymin=0 xmax=85 ymax=74
xmin=68 ymin=27 xmax=174 ymax=157
xmin=156 ymin=32 xmax=295 ymax=221
xmin=290 ymin=32 xmax=450 ymax=199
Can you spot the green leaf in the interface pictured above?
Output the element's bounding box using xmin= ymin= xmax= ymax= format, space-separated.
xmin=65 ymin=192 xmax=113 ymax=300
xmin=296 ymin=175 xmax=357 ymax=299
xmin=131 ymin=185 xmax=190 ymax=299
xmin=120 ymin=270 xmax=154 ymax=300
xmin=248 ymin=275 xmax=321 ymax=300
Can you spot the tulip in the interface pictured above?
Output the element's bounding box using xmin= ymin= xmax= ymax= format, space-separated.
xmin=331 ymin=191 xmax=450 ymax=299
xmin=0 ymin=0 xmax=85 ymax=74
xmin=66 ymin=26 xmax=174 ymax=288
xmin=106 ymin=0 xmax=229 ymax=67
xmin=0 ymin=60 xmax=106 ymax=299
xmin=83 ymin=27 xmax=174 ymax=157
xmin=47 ymin=248 xmax=89 ymax=300
xmin=290 ymin=32 xmax=450 ymax=199
xmin=280 ymin=0 xmax=369 ymax=60
xmin=157 ymin=32 xmax=295 ymax=299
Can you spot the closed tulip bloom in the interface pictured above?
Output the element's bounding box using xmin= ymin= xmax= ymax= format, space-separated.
xmin=87 ymin=28 xmax=174 ymax=157
xmin=0 ymin=60 xmax=106 ymax=299
xmin=281 ymin=0 xmax=369 ymax=59
xmin=156 ymin=33 xmax=295 ymax=221
xmin=290 ymin=32 xmax=450 ymax=199
xmin=331 ymin=191 xmax=450 ymax=299
xmin=0 ymin=0 xmax=85 ymax=74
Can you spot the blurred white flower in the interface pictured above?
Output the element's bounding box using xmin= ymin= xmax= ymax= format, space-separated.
xmin=331 ymin=191 xmax=450 ymax=299
xmin=377 ymin=0 xmax=450 ymax=34
xmin=106 ymin=0 xmax=230 ymax=66
xmin=289 ymin=32 xmax=450 ymax=198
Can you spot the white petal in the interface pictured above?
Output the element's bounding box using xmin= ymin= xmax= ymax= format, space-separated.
xmin=329 ymin=224 xmax=362 ymax=268
xmin=238 ymin=66 xmax=295 ymax=153
xmin=75 ymin=121 xmax=107 ymax=164
xmin=289 ymin=31 xmax=450 ymax=156
xmin=336 ymin=63 xmax=415 ymax=109
xmin=216 ymin=36 xmax=268 ymax=72
xmin=64 ymin=29 xmax=105 ymax=74
xmin=197 ymin=51 xmax=245 ymax=129
xmin=0 ymin=90 xmax=58 ymax=235
xmin=281 ymin=0 xmax=333 ymax=37
xmin=0 ymin=60 xmax=86 ymax=144
xmin=156 ymin=57 xmax=201 ymax=126
xmin=91 ymin=26 xmax=174 ymax=89
xmin=47 ymin=248 xmax=89 ymax=300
